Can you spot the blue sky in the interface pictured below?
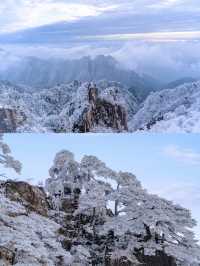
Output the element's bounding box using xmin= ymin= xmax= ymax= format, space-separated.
xmin=1 ymin=133 xmax=200 ymax=240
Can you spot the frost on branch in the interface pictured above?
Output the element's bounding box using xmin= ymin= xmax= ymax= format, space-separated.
xmin=0 ymin=134 xmax=22 ymax=174
xmin=46 ymin=150 xmax=200 ymax=266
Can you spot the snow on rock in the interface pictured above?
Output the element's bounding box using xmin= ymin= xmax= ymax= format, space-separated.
xmin=0 ymin=81 xmax=138 ymax=133
xmin=2 ymin=78 xmax=200 ymax=133
xmin=4 ymin=180 xmax=50 ymax=216
xmin=131 ymin=81 xmax=200 ymax=133
xmin=70 ymin=83 xmax=132 ymax=132
xmin=0 ymin=181 xmax=72 ymax=266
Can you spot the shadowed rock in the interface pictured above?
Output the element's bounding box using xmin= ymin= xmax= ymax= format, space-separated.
xmin=136 ymin=250 xmax=177 ymax=266
xmin=73 ymin=85 xmax=128 ymax=132
xmin=4 ymin=181 xmax=49 ymax=216
xmin=0 ymin=246 xmax=16 ymax=265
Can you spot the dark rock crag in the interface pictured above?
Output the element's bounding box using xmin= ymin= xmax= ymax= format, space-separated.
xmin=4 ymin=180 xmax=49 ymax=216
xmin=0 ymin=246 xmax=16 ymax=266
xmin=73 ymin=85 xmax=128 ymax=133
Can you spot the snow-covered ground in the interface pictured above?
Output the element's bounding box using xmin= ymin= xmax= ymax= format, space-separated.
xmin=0 ymin=186 xmax=72 ymax=266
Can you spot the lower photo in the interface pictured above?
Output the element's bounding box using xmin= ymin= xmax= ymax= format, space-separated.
xmin=0 ymin=134 xmax=200 ymax=266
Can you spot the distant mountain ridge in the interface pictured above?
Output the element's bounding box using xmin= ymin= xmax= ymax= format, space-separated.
xmin=165 ymin=77 xmax=197 ymax=89
xmin=0 ymin=54 xmax=160 ymax=99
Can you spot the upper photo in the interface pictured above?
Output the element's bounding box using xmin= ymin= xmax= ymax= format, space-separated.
xmin=0 ymin=0 xmax=199 ymax=133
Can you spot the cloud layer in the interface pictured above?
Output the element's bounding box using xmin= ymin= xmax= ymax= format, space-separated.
xmin=0 ymin=0 xmax=200 ymax=33
xmin=1 ymin=39 xmax=200 ymax=83
xmin=0 ymin=1 xmax=200 ymax=82
xmin=0 ymin=0 xmax=117 ymax=33
xmin=164 ymin=145 xmax=200 ymax=165
xmin=112 ymin=41 xmax=200 ymax=82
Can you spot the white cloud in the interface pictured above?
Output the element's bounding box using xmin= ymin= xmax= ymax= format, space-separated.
xmin=0 ymin=0 xmax=199 ymax=33
xmin=0 ymin=1 xmax=200 ymax=82
xmin=2 ymin=40 xmax=200 ymax=83
xmin=164 ymin=145 xmax=200 ymax=165
xmin=81 ymin=31 xmax=200 ymax=41
xmin=148 ymin=0 xmax=181 ymax=9
xmin=111 ymin=41 xmax=200 ymax=82
xmin=0 ymin=0 xmax=118 ymax=33
xmin=156 ymin=183 xmax=200 ymax=207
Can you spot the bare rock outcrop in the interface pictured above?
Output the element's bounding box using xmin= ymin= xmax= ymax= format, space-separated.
xmin=0 ymin=246 xmax=16 ymax=266
xmin=0 ymin=181 xmax=72 ymax=266
xmin=73 ymin=85 xmax=128 ymax=133
xmin=4 ymin=180 xmax=49 ymax=216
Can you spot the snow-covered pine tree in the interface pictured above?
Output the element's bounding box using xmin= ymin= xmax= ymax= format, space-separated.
xmin=0 ymin=134 xmax=22 ymax=176
xmin=46 ymin=150 xmax=200 ymax=266
xmin=103 ymin=171 xmax=200 ymax=265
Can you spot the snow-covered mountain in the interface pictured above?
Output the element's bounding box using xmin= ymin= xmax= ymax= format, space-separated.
xmin=131 ymin=80 xmax=200 ymax=133
xmin=165 ymin=77 xmax=197 ymax=90
xmin=0 ymin=150 xmax=200 ymax=266
xmin=0 ymin=80 xmax=138 ymax=132
xmin=0 ymin=54 xmax=160 ymax=95
xmin=1 ymin=79 xmax=200 ymax=133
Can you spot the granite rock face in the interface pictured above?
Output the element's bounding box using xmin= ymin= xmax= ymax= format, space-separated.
xmin=73 ymin=85 xmax=128 ymax=133
xmin=0 ymin=246 xmax=16 ymax=266
xmin=4 ymin=180 xmax=50 ymax=216
xmin=0 ymin=180 xmax=72 ymax=266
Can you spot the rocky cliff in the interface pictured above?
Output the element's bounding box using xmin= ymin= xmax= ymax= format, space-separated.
xmin=72 ymin=85 xmax=128 ymax=133
xmin=0 ymin=180 xmax=72 ymax=266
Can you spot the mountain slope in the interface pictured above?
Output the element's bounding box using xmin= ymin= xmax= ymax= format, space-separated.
xmin=0 ymin=81 xmax=138 ymax=133
xmin=0 ymin=181 xmax=72 ymax=266
xmin=1 ymin=150 xmax=200 ymax=265
xmin=131 ymin=80 xmax=200 ymax=132
xmin=165 ymin=77 xmax=197 ymax=89
xmin=0 ymin=54 xmax=160 ymax=95
xmin=1 ymin=79 xmax=200 ymax=133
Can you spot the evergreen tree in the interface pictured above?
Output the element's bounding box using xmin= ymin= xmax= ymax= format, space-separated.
xmin=0 ymin=134 xmax=22 ymax=175
xmin=47 ymin=150 xmax=200 ymax=266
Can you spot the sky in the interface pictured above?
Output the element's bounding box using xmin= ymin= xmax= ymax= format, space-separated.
xmin=0 ymin=0 xmax=199 ymax=248
xmin=0 ymin=0 xmax=200 ymax=37
xmin=0 ymin=1 xmax=200 ymax=82
xmin=1 ymin=133 xmax=200 ymax=240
